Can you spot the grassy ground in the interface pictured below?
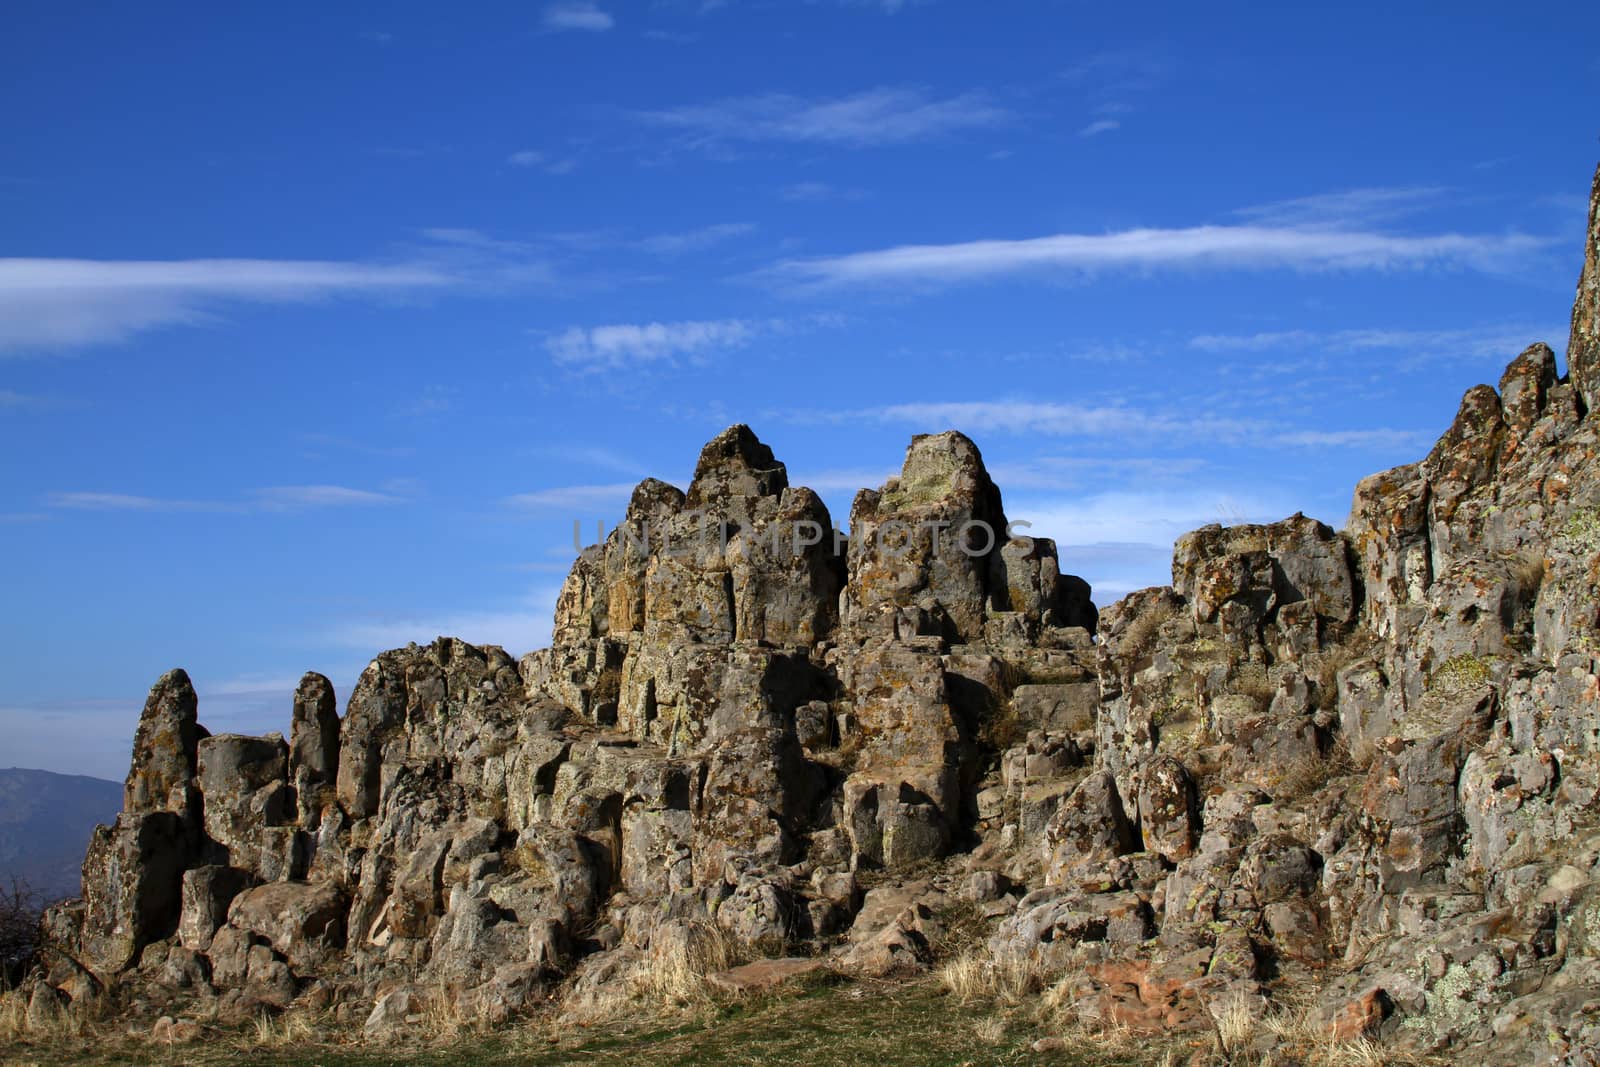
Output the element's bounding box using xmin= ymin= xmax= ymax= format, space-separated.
xmin=0 ymin=978 xmax=1158 ymax=1067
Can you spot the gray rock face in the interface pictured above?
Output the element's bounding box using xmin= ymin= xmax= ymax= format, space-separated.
xmin=1570 ymin=163 xmax=1600 ymax=415
xmin=290 ymin=672 xmax=341 ymax=788
xmin=30 ymin=168 xmax=1600 ymax=1065
xmin=123 ymin=668 xmax=203 ymax=818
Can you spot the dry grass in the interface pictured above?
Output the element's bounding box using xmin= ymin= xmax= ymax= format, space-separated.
xmin=1120 ymin=600 xmax=1178 ymax=659
xmin=630 ymin=922 xmax=739 ymax=1005
xmin=1183 ymin=993 xmax=1440 ymax=1067
xmin=0 ymin=970 xmax=1453 ymax=1067
xmin=1269 ymin=738 xmax=1357 ymax=800
xmin=936 ymin=948 xmax=1049 ymax=1006
xmin=1209 ymin=993 xmax=1259 ymax=1059
xmin=0 ymin=985 xmax=27 ymax=1042
xmin=249 ymin=1008 xmax=322 ymax=1048
xmin=0 ymin=982 xmax=94 ymax=1044
xmin=563 ymin=920 xmax=747 ymax=1026
xmin=970 ymin=1013 xmax=1007 ymax=1045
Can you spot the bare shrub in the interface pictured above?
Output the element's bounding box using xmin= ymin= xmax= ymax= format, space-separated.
xmin=1 ymin=878 xmax=43 ymax=990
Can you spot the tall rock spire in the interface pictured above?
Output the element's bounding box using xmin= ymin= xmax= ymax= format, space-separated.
xmin=1569 ymin=161 xmax=1600 ymax=414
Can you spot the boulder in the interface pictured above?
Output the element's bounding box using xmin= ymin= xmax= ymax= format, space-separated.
xmin=226 ymin=881 xmax=349 ymax=972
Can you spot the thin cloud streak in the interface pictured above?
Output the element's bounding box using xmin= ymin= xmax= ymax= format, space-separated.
xmin=545 ymin=317 xmax=767 ymax=367
xmin=637 ymin=86 xmax=1010 ymax=147
xmin=771 ymin=226 xmax=1549 ymax=289
xmin=1190 ymin=325 xmax=1563 ymax=361
xmin=47 ymin=485 xmax=402 ymax=513
xmin=635 ymin=222 xmax=756 ymax=256
xmin=0 ymin=257 xmax=453 ymax=354
xmin=821 ymin=399 xmax=1423 ymax=452
xmin=506 ymin=483 xmax=640 ymax=511
xmin=329 ymin=588 xmax=562 ymax=656
xmin=1235 ymin=186 xmax=1451 ymax=227
xmin=542 ymin=2 xmax=614 ymax=32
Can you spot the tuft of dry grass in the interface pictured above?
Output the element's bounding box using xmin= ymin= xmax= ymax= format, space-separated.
xmin=1209 ymin=992 xmax=1259 ymax=1059
xmin=249 ymin=1008 xmax=322 ymax=1048
xmin=936 ymin=948 xmax=1048 ymax=1006
xmin=970 ymin=1013 xmax=1007 ymax=1045
xmin=0 ymin=981 xmax=94 ymax=1043
xmin=628 ymin=922 xmax=739 ymax=1006
xmin=1121 ymin=600 xmax=1178 ymax=660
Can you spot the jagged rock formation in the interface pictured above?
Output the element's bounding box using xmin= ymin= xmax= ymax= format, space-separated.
xmin=23 ymin=165 xmax=1600 ymax=1063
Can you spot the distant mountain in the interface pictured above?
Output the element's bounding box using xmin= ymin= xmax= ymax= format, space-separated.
xmin=0 ymin=768 xmax=123 ymax=902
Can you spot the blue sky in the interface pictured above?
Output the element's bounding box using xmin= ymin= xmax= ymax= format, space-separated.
xmin=2 ymin=2 xmax=1597 ymax=779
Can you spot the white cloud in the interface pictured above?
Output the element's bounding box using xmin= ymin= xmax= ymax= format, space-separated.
xmin=542 ymin=2 xmax=614 ymax=32
xmin=330 ymin=588 xmax=563 ymax=657
xmin=636 ymin=222 xmax=756 ymax=256
xmin=1020 ymin=487 xmax=1293 ymax=549
xmin=250 ymin=485 xmax=401 ymax=510
xmin=770 ymin=225 xmax=1548 ymax=289
xmin=0 ymin=258 xmax=452 ymax=355
xmin=827 ymin=399 xmax=1425 ymax=454
xmin=1275 ymin=429 xmax=1429 ymax=449
xmin=988 ymin=456 xmax=1207 ymax=490
xmin=1235 ymin=186 xmax=1450 ymax=228
xmin=544 ymin=317 xmax=766 ymax=367
xmin=1008 ymin=486 xmax=1312 ymax=606
xmin=637 ymin=86 xmax=1010 ymax=148
xmin=506 ymin=149 xmax=578 ymax=175
xmin=1079 ymin=119 xmax=1120 ymax=137
xmin=1189 ymin=325 xmax=1561 ymax=363
xmin=778 ymin=181 xmax=865 ymax=203
xmin=47 ymin=485 xmax=402 ymax=513
xmin=0 ymin=389 xmax=33 ymax=409
xmin=786 ymin=467 xmax=898 ymax=493
xmin=506 ymin=482 xmax=640 ymax=511
xmin=853 ymin=399 xmax=1257 ymax=443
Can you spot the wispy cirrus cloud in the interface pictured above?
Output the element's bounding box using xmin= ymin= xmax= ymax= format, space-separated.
xmin=1234 ymin=186 xmax=1452 ymax=228
xmin=545 ymin=317 xmax=771 ymax=367
xmin=329 ymin=588 xmax=563 ymax=656
xmin=505 ymin=482 xmax=641 ymax=511
xmin=697 ymin=0 xmax=921 ymax=15
xmin=507 ymin=149 xmax=579 ymax=175
xmin=1079 ymin=119 xmax=1120 ymax=137
xmin=635 ymin=222 xmax=756 ymax=256
xmin=803 ymin=398 xmax=1422 ymax=454
xmin=1189 ymin=324 xmax=1563 ymax=363
xmin=47 ymin=485 xmax=402 ymax=514
xmin=0 ymin=258 xmax=453 ymax=355
xmin=849 ymin=399 xmax=1259 ymax=442
xmin=769 ymin=225 xmax=1549 ymax=290
xmin=542 ymin=2 xmax=614 ymax=32
xmin=1275 ymin=428 xmax=1429 ymax=449
xmin=636 ymin=86 xmax=1010 ymax=148
xmin=1012 ymin=486 xmax=1303 ymax=605
xmin=778 ymin=181 xmax=867 ymax=203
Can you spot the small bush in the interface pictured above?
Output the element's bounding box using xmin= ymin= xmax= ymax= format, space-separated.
xmin=0 ymin=878 xmax=43 ymax=990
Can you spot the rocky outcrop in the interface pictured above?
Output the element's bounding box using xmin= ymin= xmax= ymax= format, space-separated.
xmin=1571 ymin=163 xmax=1600 ymax=415
xmin=27 ymin=163 xmax=1600 ymax=1066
